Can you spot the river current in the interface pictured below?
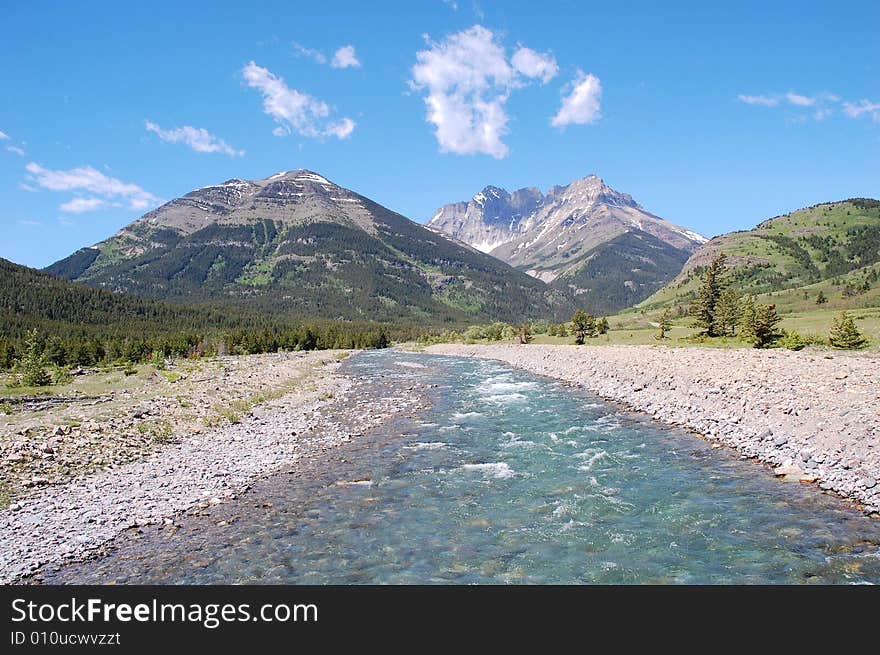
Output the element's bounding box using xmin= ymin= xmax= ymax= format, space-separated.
xmin=45 ymin=350 xmax=880 ymax=584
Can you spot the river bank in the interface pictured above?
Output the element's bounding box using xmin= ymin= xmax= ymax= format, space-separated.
xmin=426 ymin=344 xmax=880 ymax=515
xmin=0 ymin=351 xmax=430 ymax=584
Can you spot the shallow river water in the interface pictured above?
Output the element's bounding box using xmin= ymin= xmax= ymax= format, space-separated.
xmin=46 ymin=350 xmax=880 ymax=584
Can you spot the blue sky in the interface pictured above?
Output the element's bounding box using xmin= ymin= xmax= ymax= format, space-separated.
xmin=2 ymin=0 xmax=878 ymax=268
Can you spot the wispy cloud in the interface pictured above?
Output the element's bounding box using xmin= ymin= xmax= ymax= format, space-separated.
xmin=738 ymin=90 xmax=875 ymax=123
xmin=843 ymin=99 xmax=880 ymax=123
xmin=292 ymin=41 xmax=327 ymax=65
xmin=410 ymin=25 xmax=564 ymax=158
xmin=1 ymin=130 xmax=26 ymax=156
xmin=293 ymin=42 xmax=362 ymax=70
xmin=737 ymin=94 xmax=779 ymax=106
xmin=17 ymin=219 xmax=41 ymax=227
xmin=242 ymin=61 xmax=356 ymax=139
xmin=59 ymin=197 xmax=112 ymax=213
xmin=145 ymin=120 xmax=244 ymax=156
xmin=552 ymin=71 xmax=602 ymax=127
xmin=331 ymin=45 xmax=361 ymax=69
xmin=442 ymin=0 xmax=459 ymax=10
xmin=24 ymin=162 xmax=159 ymax=212
xmin=785 ymin=92 xmax=815 ymax=107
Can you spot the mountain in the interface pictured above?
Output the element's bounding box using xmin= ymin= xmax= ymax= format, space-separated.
xmin=427 ymin=175 xmax=707 ymax=314
xmin=637 ymin=198 xmax=880 ymax=311
xmin=0 ymin=256 xmax=260 ymax=339
xmin=46 ymin=170 xmax=575 ymax=324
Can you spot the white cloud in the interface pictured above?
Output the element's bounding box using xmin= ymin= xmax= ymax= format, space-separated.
xmin=843 ymin=99 xmax=880 ymax=122
xmin=24 ymin=162 xmax=159 ymax=212
xmin=786 ymin=92 xmax=815 ymax=107
xmin=17 ymin=219 xmax=41 ymax=227
xmin=737 ymin=94 xmax=779 ymax=107
xmin=739 ymin=91 xmax=879 ymax=123
xmin=410 ymin=25 xmax=560 ymax=158
xmin=145 ymin=120 xmax=244 ymax=156
xmin=331 ymin=45 xmax=361 ymax=69
xmin=292 ymin=42 xmax=327 ymax=65
xmin=442 ymin=0 xmax=459 ymax=9
xmin=0 ymin=130 xmax=8 ymax=140
xmin=6 ymin=145 xmax=25 ymax=156
xmin=59 ymin=197 xmax=111 ymax=213
xmin=242 ymin=61 xmax=356 ymax=139
xmin=511 ymin=47 xmax=558 ymax=84
xmin=551 ymin=71 xmax=602 ymax=127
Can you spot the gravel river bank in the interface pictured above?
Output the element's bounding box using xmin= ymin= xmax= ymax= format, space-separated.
xmin=0 ymin=351 xmax=429 ymax=583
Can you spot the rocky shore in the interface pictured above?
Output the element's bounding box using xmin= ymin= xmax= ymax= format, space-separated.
xmin=0 ymin=351 xmax=428 ymax=584
xmin=427 ymin=344 xmax=880 ymax=515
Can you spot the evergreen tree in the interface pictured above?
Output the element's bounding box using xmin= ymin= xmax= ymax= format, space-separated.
xmin=655 ymin=308 xmax=672 ymax=340
xmin=750 ymin=304 xmax=782 ymax=348
xmin=739 ymin=295 xmax=758 ymax=342
xmin=571 ymin=310 xmax=596 ymax=344
xmin=714 ymin=288 xmax=742 ymax=336
xmin=815 ymin=290 xmax=827 ymax=305
xmin=829 ymin=311 xmax=867 ymax=349
xmin=690 ymin=254 xmax=728 ymax=336
xmin=20 ymin=329 xmax=51 ymax=387
xmin=596 ymin=317 xmax=609 ymax=335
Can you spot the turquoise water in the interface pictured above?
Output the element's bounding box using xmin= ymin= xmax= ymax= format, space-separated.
xmin=47 ymin=350 xmax=880 ymax=584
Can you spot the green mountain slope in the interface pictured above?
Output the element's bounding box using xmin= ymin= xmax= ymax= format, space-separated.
xmin=549 ymin=230 xmax=692 ymax=315
xmin=47 ymin=170 xmax=576 ymax=324
xmin=0 ymin=256 xmax=263 ymax=339
xmin=636 ymin=198 xmax=880 ymax=311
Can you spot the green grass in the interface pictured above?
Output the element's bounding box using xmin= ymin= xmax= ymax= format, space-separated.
xmin=636 ymin=199 xmax=880 ymax=312
xmin=453 ymin=305 xmax=878 ymax=352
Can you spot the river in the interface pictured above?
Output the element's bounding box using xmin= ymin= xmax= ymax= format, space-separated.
xmin=44 ymin=349 xmax=880 ymax=584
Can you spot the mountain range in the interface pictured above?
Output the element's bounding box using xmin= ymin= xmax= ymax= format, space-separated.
xmin=428 ymin=175 xmax=707 ymax=313
xmin=46 ymin=170 xmax=575 ymax=324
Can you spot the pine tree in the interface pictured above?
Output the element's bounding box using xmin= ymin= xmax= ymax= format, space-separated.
xmin=690 ymin=253 xmax=727 ymax=336
xmin=828 ymin=311 xmax=867 ymax=349
xmin=596 ymin=317 xmax=609 ymax=335
xmin=739 ymin=295 xmax=758 ymax=342
xmin=750 ymin=304 xmax=782 ymax=348
xmin=714 ymin=289 xmax=742 ymax=336
xmin=571 ymin=310 xmax=595 ymax=344
xmin=815 ymin=290 xmax=827 ymax=305
xmin=655 ymin=308 xmax=672 ymax=340
xmin=20 ymin=329 xmax=51 ymax=387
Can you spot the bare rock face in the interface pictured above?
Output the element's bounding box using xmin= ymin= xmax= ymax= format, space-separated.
xmin=428 ymin=175 xmax=707 ymax=312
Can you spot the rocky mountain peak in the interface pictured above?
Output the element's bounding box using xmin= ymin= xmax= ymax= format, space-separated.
xmin=546 ymin=175 xmax=639 ymax=209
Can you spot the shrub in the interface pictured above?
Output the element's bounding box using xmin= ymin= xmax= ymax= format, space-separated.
xmin=780 ymin=331 xmax=807 ymax=351
xmin=829 ymin=311 xmax=868 ymax=349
